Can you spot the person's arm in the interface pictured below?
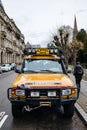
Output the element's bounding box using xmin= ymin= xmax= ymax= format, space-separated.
xmin=73 ymin=66 xmax=76 ymax=75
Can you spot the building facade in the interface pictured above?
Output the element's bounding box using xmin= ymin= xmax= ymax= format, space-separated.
xmin=0 ymin=0 xmax=25 ymax=65
xmin=26 ymin=42 xmax=41 ymax=48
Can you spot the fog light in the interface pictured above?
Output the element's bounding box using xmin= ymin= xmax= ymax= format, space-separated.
xmin=31 ymin=91 xmax=40 ymax=97
xmin=48 ymin=91 xmax=56 ymax=97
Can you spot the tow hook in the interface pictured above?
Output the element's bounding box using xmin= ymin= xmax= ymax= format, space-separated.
xmin=24 ymin=102 xmax=51 ymax=112
xmin=24 ymin=105 xmax=41 ymax=112
xmin=24 ymin=105 xmax=31 ymax=112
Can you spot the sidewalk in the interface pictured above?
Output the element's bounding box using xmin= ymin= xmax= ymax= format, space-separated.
xmin=75 ymin=92 xmax=87 ymax=126
xmin=69 ymin=74 xmax=87 ymax=125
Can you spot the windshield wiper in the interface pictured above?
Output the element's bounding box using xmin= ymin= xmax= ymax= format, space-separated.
xmin=23 ymin=70 xmax=39 ymax=73
xmin=40 ymin=70 xmax=59 ymax=73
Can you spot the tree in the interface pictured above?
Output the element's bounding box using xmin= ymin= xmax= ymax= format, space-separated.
xmin=76 ymin=29 xmax=87 ymax=63
xmin=76 ymin=29 xmax=86 ymax=43
xmin=52 ymin=25 xmax=73 ymax=68
xmin=69 ymin=40 xmax=83 ymax=65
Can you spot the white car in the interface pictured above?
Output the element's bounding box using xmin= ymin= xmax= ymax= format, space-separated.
xmin=1 ymin=64 xmax=12 ymax=72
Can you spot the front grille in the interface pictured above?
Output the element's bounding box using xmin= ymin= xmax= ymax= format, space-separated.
xmin=25 ymin=88 xmax=61 ymax=97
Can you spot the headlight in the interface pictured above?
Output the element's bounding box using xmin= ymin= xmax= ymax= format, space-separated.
xmin=62 ymin=89 xmax=71 ymax=96
xmin=15 ymin=89 xmax=25 ymax=96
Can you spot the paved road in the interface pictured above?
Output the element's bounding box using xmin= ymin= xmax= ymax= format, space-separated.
xmin=0 ymin=71 xmax=87 ymax=130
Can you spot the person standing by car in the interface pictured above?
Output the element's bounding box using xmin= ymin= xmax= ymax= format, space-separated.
xmin=74 ymin=61 xmax=84 ymax=98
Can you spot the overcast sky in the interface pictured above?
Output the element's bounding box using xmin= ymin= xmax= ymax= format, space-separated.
xmin=2 ymin=0 xmax=87 ymax=46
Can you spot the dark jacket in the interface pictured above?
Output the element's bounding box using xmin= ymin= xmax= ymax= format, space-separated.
xmin=74 ymin=64 xmax=84 ymax=79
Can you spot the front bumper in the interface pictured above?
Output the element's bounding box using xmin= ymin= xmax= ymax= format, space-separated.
xmin=7 ymin=88 xmax=77 ymax=107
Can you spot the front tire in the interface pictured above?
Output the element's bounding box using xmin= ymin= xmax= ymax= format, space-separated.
xmin=12 ymin=104 xmax=23 ymax=118
xmin=63 ymin=102 xmax=75 ymax=118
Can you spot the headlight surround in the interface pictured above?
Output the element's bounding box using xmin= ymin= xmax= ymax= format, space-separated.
xmin=62 ymin=89 xmax=71 ymax=96
xmin=15 ymin=89 xmax=25 ymax=96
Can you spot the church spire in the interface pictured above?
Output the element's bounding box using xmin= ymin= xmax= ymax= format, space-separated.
xmin=73 ymin=15 xmax=78 ymax=40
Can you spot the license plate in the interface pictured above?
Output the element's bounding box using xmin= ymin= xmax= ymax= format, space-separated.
xmin=48 ymin=91 xmax=56 ymax=97
xmin=30 ymin=92 xmax=39 ymax=97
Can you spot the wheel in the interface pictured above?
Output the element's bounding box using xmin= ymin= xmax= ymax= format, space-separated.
xmin=63 ymin=102 xmax=75 ymax=118
xmin=12 ymin=104 xmax=23 ymax=118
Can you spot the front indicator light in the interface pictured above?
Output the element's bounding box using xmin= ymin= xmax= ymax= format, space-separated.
xmin=62 ymin=89 xmax=71 ymax=96
xmin=15 ymin=89 xmax=25 ymax=96
xmin=72 ymin=89 xmax=77 ymax=94
xmin=11 ymin=89 xmax=15 ymax=95
xmin=72 ymin=88 xmax=77 ymax=97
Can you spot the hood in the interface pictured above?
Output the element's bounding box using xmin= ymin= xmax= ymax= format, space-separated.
xmin=12 ymin=73 xmax=74 ymax=89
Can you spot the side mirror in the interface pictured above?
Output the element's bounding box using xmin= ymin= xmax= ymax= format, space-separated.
xmin=15 ymin=69 xmax=21 ymax=73
xmin=67 ymin=69 xmax=72 ymax=73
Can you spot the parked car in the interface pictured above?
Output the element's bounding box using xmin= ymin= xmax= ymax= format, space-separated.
xmin=0 ymin=66 xmax=2 ymax=74
xmin=10 ymin=63 xmax=17 ymax=70
xmin=1 ymin=64 xmax=12 ymax=72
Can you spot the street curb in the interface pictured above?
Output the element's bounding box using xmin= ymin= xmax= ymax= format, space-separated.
xmin=75 ymin=103 xmax=87 ymax=126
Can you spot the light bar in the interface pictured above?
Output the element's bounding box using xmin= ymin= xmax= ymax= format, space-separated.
xmin=23 ymin=48 xmax=63 ymax=57
xmin=49 ymin=48 xmax=59 ymax=54
xmin=23 ymin=48 xmax=36 ymax=55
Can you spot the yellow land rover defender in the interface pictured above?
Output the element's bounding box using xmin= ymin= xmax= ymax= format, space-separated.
xmin=7 ymin=48 xmax=77 ymax=118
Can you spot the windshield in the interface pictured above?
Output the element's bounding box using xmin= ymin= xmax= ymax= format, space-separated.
xmin=22 ymin=59 xmax=64 ymax=73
